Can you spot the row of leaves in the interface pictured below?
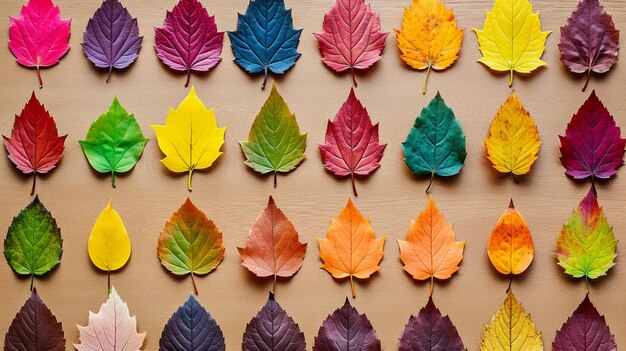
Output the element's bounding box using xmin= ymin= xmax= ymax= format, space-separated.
xmin=9 ymin=0 xmax=619 ymax=92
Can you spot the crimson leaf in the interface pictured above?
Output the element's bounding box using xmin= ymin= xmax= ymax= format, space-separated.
xmin=553 ymin=294 xmax=616 ymax=351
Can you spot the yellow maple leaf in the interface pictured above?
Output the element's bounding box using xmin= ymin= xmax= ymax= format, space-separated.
xmin=485 ymin=91 xmax=541 ymax=179
xmin=481 ymin=289 xmax=543 ymax=351
xmin=396 ymin=0 xmax=464 ymax=94
xmin=474 ymin=0 xmax=550 ymax=86
xmin=152 ymin=86 xmax=226 ymax=191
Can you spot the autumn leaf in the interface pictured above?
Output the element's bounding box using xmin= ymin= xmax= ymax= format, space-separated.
xmin=238 ymin=196 xmax=307 ymax=292
xmin=559 ymin=0 xmax=619 ymax=91
xmin=559 ymin=90 xmax=625 ymax=181
xmin=314 ymin=298 xmax=381 ymax=351
xmin=160 ymin=294 xmax=225 ymax=351
xmin=318 ymin=88 xmax=386 ymax=196
xmin=155 ymin=0 xmax=224 ymax=87
xmin=3 ymin=92 xmax=66 ymax=195
xmin=158 ymin=198 xmax=225 ymax=295
xmin=75 ymin=287 xmax=146 ymax=351
xmin=474 ymin=0 xmax=550 ymax=86
xmin=240 ymin=83 xmax=307 ymax=187
xmin=79 ymin=97 xmax=148 ymax=187
xmin=402 ymin=92 xmax=466 ymax=192
xmin=396 ymin=0 xmax=464 ymax=94
xmin=313 ymin=0 xmax=388 ymax=87
xmin=487 ymin=200 xmax=534 ymax=276
xmin=4 ymin=195 xmax=62 ymax=291
xmin=398 ymin=297 xmax=465 ymax=351
xmin=485 ymin=90 xmax=541 ymax=180
xmin=481 ymin=289 xmax=543 ymax=351
xmin=555 ymin=186 xmax=617 ymax=282
xmin=397 ymin=195 xmax=464 ymax=296
xmin=152 ymin=86 xmax=226 ymax=191
xmin=9 ymin=0 xmax=71 ymax=87
xmin=243 ymin=293 xmax=306 ymax=351
xmin=553 ymin=294 xmax=616 ymax=351
xmin=318 ymin=198 xmax=385 ymax=297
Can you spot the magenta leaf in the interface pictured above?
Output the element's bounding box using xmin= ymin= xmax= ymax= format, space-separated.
xmin=559 ymin=90 xmax=625 ymax=180
xmin=314 ymin=298 xmax=381 ymax=351
xmin=553 ymin=294 xmax=616 ymax=351
xmin=154 ymin=0 xmax=224 ymax=87
xmin=559 ymin=0 xmax=619 ymax=91
xmin=243 ymin=293 xmax=305 ymax=351
xmin=82 ymin=0 xmax=143 ymax=82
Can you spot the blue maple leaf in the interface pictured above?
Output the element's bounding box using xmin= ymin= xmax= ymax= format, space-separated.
xmin=228 ymin=0 xmax=302 ymax=89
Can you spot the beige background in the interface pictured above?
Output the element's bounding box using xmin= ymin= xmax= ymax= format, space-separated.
xmin=0 ymin=0 xmax=624 ymax=349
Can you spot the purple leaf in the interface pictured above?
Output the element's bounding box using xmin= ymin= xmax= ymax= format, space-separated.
xmin=82 ymin=0 xmax=143 ymax=82
xmin=398 ymin=297 xmax=465 ymax=351
xmin=559 ymin=0 xmax=619 ymax=91
xmin=553 ymin=294 xmax=616 ymax=351
xmin=314 ymin=298 xmax=381 ymax=351
xmin=155 ymin=0 xmax=224 ymax=87
xmin=243 ymin=293 xmax=305 ymax=351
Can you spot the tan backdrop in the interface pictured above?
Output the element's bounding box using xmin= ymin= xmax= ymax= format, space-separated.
xmin=0 ymin=0 xmax=624 ymax=349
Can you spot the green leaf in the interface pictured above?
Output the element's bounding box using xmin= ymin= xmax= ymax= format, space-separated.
xmin=4 ymin=196 xmax=62 ymax=290
xmin=240 ymin=83 xmax=307 ymax=187
xmin=402 ymin=92 xmax=466 ymax=192
xmin=79 ymin=97 xmax=148 ymax=187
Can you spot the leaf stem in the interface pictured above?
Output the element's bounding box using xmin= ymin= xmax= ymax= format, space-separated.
xmin=106 ymin=66 xmax=113 ymax=83
xmin=191 ymin=272 xmax=199 ymax=295
xmin=425 ymin=172 xmax=435 ymax=193
xmin=272 ymin=274 xmax=277 ymax=294
xmin=187 ymin=169 xmax=193 ymax=192
xmin=111 ymin=171 xmax=116 ymax=188
xmin=582 ymin=68 xmax=591 ymax=92
xmin=350 ymin=275 xmax=356 ymax=298
xmin=506 ymin=275 xmax=512 ymax=293
xmin=351 ymin=68 xmax=357 ymax=87
xmin=274 ymin=171 xmax=277 ymax=188
xmin=107 ymin=271 xmax=111 ymax=295
xmin=429 ymin=276 xmax=434 ymax=297
xmin=351 ymin=173 xmax=358 ymax=197
xmin=509 ymin=69 xmax=513 ymax=87
xmin=30 ymin=273 xmax=34 ymax=291
xmin=510 ymin=173 xmax=519 ymax=184
xmin=36 ymin=66 xmax=43 ymax=89
xmin=585 ymin=275 xmax=589 ymax=292
xmin=422 ymin=65 xmax=431 ymax=95
xmin=31 ymin=173 xmax=36 ymax=196
xmin=185 ymin=69 xmax=191 ymax=88
xmin=262 ymin=68 xmax=268 ymax=90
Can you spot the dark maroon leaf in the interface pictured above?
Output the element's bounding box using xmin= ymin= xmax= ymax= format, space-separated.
xmin=553 ymin=294 xmax=616 ymax=351
xmin=314 ymin=298 xmax=380 ymax=351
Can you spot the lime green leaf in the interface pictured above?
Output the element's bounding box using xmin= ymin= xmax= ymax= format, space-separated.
xmin=79 ymin=97 xmax=148 ymax=187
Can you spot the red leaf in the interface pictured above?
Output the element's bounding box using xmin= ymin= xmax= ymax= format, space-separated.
xmin=313 ymin=0 xmax=389 ymax=87
xmin=318 ymin=88 xmax=386 ymax=196
xmin=559 ymin=90 xmax=625 ymax=180
xmin=3 ymin=92 xmax=67 ymax=195
xmin=9 ymin=0 xmax=71 ymax=88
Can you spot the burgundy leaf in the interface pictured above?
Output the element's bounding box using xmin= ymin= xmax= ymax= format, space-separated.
xmin=559 ymin=0 xmax=619 ymax=91
xmin=243 ymin=293 xmax=305 ymax=351
xmin=314 ymin=298 xmax=381 ymax=351
xmin=553 ymin=294 xmax=616 ymax=351
xmin=559 ymin=90 xmax=625 ymax=180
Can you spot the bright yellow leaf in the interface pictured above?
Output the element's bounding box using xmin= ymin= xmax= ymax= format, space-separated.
xmin=481 ymin=289 xmax=543 ymax=351
xmin=88 ymin=199 xmax=131 ymax=272
xmin=396 ymin=0 xmax=464 ymax=94
xmin=474 ymin=0 xmax=550 ymax=86
xmin=484 ymin=91 xmax=541 ymax=178
xmin=151 ymin=86 xmax=226 ymax=191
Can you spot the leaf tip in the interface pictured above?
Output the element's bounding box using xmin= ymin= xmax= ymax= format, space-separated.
xmin=508 ymin=198 xmax=515 ymax=209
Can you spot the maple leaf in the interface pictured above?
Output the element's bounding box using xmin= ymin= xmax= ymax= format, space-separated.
xmin=313 ymin=0 xmax=388 ymax=87
xmin=555 ymin=186 xmax=617 ymax=282
xmin=240 ymin=83 xmax=307 ymax=187
xmin=75 ymin=287 xmax=146 ymax=351
xmin=228 ymin=0 xmax=302 ymax=89
xmin=487 ymin=200 xmax=534 ymax=276
xmin=243 ymin=293 xmax=306 ymax=351
xmin=474 ymin=0 xmax=550 ymax=86
xmin=238 ymin=196 xmax=307 ymax=292
xmin=3 ymin=92 xmax=66 ymax=195
xmin=82 ymin=0 xmax=143 ymax=82
xmin=318 ymin=198 xmax=385 ymax=297
xmin=481 ymin=289 xmax=543 ymax=351
xmin=152 ymin=86 xmax=226 ymax=191
xmin=160 ymin=294 xmax=225 ymax=351
xmin=397 ymin=195 xmax=464 ymax=296
xmin=398 ymin=297 xmax=465 ymax=351
xmin=559 ymin=0 xmax=619 ymax=91
xmin=314 ymin=298 xmax=381 ymax=351
xmin=396 ymin=0 xmax=464 ymax=94
xmin=9 ymin=0 xmax=71 ymax=88
xmin=484 ymin=90 xmax=541 ymax=180
xmin=553 ymin=294 xmax=617 ymax=351
xmin=155 ymin=0 xmax=224 ymax=87
xmin=158 ymin=198 xmax=225 ymax=295
xmin=559 ymin=90 xmax=625 ymax=181
xmin=402 ymin=92 xmax=466 ymax=192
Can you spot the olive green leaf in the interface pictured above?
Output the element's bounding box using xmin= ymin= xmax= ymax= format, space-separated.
xmin=240 ymin=83 xmax=307 ymax=187
xmin=4 ymin=195 xmax=62 ymax=290
xmin=79 ymin=97 xmax=148 ymax=187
